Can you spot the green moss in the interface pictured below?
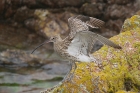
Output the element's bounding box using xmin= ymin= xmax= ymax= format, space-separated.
xmin=32 ymin=77 xmax=63 ymax=84
xmin=0 ymin=76 xmax=4 ymax=78
xmin=0 ymin=83 xmax=29 ymax=86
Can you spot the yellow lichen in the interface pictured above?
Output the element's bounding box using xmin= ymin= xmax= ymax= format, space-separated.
xmin=41 ymin=15 xmax=140 ymax=93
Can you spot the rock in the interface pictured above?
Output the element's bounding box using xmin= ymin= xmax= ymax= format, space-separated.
xmin=106 ymin=19 xmax=123 ymax=33
xmin=105 ymin=4 xmax=136 ymax=20
xmin=38 ymin=0 xmax=86 ymax=8
xmin=107 ymin=0 xmax=134 ymax=5
xmin=0 ymin=0 xmax=6 ymax=19
xmin=0 ymin=24 xmax=45 ymax=50
xmin=80 ymin=3 xmax=105 ymax=17
xmin=0 ymin=49 xmax=41 ymax=67
xmin=0 ymin=71 xmax=62 ymax=93
xmin=87 ymin=0 xmax=105 ymax=3
xmin=0 ymin=49 xmax=69 ymax=74
xmin=41 ymin=15 xmax=140 ymax=93
xmin=14 ymin=6 xmax=34 ymax=22
xmin=25 ymin=10 xmax=74 ymax=38
xmin=42 ymin=62 xmax=69 ymax=75
xmin=11 ymin=0 xmax=86 ymax=8
xmin=22 ymin=0 xmax=42 ymax=8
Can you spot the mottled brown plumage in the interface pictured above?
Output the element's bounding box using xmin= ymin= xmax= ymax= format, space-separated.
xmin=31 ymin=15 xmax=121 ymax=81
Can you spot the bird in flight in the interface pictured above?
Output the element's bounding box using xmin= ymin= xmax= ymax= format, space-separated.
xmin=31 ymin=15 xmax=121 ymax=82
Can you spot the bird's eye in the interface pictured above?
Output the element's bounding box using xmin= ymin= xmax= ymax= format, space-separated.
xmin=51 ymin=37 xmax=55 ymax=40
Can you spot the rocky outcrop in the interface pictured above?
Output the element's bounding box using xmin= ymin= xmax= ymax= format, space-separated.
xmin=41 ymin=15 xmax=140 ymax=93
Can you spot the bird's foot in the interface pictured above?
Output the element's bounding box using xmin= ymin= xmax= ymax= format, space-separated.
xmin=67 ymin=73 xmax=75 ymax=81
xmin=93 ymin=59 xmax=104 ymax=69
xmin=61 ymin=61 xmax=76 ymax=83
xmin=97 ymin=63 xmax=103 ymax=69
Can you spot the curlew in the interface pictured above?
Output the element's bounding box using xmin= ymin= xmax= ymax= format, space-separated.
xmin=31 ymin=15 xmax=121 ymax=81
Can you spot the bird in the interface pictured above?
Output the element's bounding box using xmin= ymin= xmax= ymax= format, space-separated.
xmin=31 ymin=15 xmax=121 ymax=82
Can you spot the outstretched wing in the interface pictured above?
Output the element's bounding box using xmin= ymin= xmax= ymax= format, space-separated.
xmin=76 ymin=15 xmax=105 ymax=28
xmin=67 ymin=15 xmax=121 ymax=57
xmin=66 ymin=31 xmax=95 ymax=56
xmin=66 ymin=31 xmax=121 ymax=57
xmin=68 ymin=15 xmax=105 ymax=38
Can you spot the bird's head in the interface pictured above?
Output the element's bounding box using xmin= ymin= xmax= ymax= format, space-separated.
xmin=49 ymin=35 xmax=61 ymax=43
xmin=31 ymin=34 xmax=61 ymax=54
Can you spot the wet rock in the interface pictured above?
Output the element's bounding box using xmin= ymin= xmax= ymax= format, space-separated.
xmin=0 ymin=49 xmax=69 ymax=74
xmin=0 ymin=49 xmax=41 ymax=67
xmin=42 ymin=61 xmax=69 ymax=75
xmin=0 ymin=71 xmax=61 ymax=93
xmin=0 ymin=72 xmax=32 ymax=84
xmin=0 ymin=49 xmax=69 ymax=93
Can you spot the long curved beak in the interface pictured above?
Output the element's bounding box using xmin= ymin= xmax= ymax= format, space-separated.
xmin=31 ymin=40 xmax=50 ymax=54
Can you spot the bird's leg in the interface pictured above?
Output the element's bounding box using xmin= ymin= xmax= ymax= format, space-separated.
xmin=93 ymin=58 xmax=103 ymax=69
xmin=61 ymin=61 xmax=73 ymax=82
xmin=90 ymin=54 xmax=103 ymax=68
xmin=68 ymin=61 xmax=77 ymax=80
xmin=69 ymin=61 xmax=73 ymax=71
xmin=62 ymin=61 xmax=77 ymax=82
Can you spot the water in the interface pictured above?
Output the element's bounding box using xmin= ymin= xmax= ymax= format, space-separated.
xmin=0 ymin=65 xmax=66 ymax=93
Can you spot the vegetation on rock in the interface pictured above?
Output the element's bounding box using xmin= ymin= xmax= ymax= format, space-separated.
xmin=41 ymin=15 xmax=140 ymax=93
